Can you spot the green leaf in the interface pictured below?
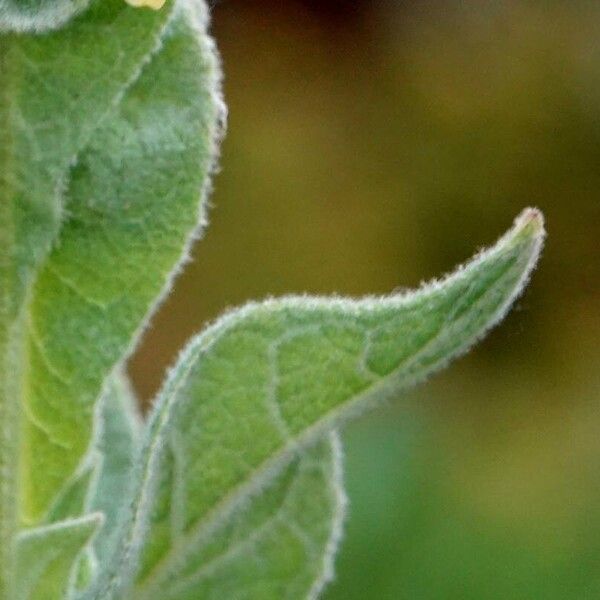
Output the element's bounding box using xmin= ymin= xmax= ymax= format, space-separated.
xmin=41 ymin=375 xmax=140 ymax=595
xmin=137 ymin=435 xmax=346 ymax=600
xmin=46 ymin=465 xmax=96 ymax=524
xmin=97 ymin=209 xmax=544 ymax=598
xmin=0 ymin=0 xmax=182 ymax=584
xmin=0 ymin=0 xmax=223 ymax=531
xmin=14 ymin=514 xmax=102 ymax=600
xmin=90 ymin=375 xmax=142 ymax=566
xmin=0 ymin=0 xmax=91 ymax=33
xmin=0 ymin=0 xmax=176 ymax=307
xmin=31 ymin=374 xmax=142 ymax=597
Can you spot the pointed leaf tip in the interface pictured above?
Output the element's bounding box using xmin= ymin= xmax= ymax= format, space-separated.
xmin=498 ymin=207 xmax=545 ymax=284
xmin=521 ymin=206 xmax=544 ymax=226
xmin=511 ymin=207 xmax=545 ymax=242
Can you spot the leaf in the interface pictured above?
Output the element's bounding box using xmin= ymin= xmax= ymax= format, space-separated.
xmin=90 ymin=375 xmax=142 ymax=566
xmin=41 ymin=375 xmax=141 ymax=594
xmin=14 ymin=514 xmax=102 ymax=600
xmin=0 ymin=0 xmax=91 ymax=33
xmin=46 ymin=465 xmax=96 ymax=524
xmin=3 ymin=0 xmax=223 ymax=528
xmin=0 ymin=0 xmax=176 ymax=307
xmin=97 ymin=209 xmax=544 ymax=598
xmin=137 ymin=434 xmax=346 ymax=600
xmin=0 ymin=0 xmax=183 ymax=583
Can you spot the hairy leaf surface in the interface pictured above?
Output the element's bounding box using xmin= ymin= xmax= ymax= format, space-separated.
xmin=99 ymin=209 xmax=544 ymax=598
xmin=90 ymin=375 xmax=142 ymax=566
xmin=0 ymin=0 xmax=91 ymax=33
xmin=136 ymin=435 xmax=345 ymax=600
xmin=12 ymin=0 xmax=222 ymax=525
xmin=0 ymin=0 xmax=182 ymax=580
xmin=14 ymin=514 xmax=101 ymax=600
xmin=0 ymin=0 xmax=175 ymax=304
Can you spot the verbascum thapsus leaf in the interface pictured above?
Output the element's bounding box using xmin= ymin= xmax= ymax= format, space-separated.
xmin=14 ymin=514 xmax=102 ymax=599
xmin=90 ymin=375 xmax=142 ymax=566
xmin=93 ymin=209 xmax=543 ymax=599
xmin=0 ymin=0 xmax=91 ymax=33
xmin=0 ymin=0 xmax=223 ymax=593
xmin=0 ymin=0 xmax=547 ymax=596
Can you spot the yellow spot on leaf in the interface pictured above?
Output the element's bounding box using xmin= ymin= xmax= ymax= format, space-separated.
xmin=125 ymin=0 xmax=166 ymax=10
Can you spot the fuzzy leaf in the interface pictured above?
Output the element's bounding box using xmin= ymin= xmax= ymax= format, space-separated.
xmin=0 ymin=0 xmax=91 ymax=33
xmin=2 ymin=0 xmax=223 ymax=529
xmin=0 ymin=0 xmax=175 ymax=307
xmin=90 ymin=375 xmax=142 ymax=566
xmin=14 ymin=514 xmax=101 ymax=600
xmin=136 ymin=434 xmax=346 ymax=600
xmin=44 ymin=376 xmax=141 ymax=595
xmin=46 ymin=466 xmax=96 ymax=525
xmin=0 ymin=0 xmax=183 ymax=582
xmin=96 ymin=209 xmax=544 ymax=598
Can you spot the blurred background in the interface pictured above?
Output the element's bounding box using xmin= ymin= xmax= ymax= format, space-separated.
xmin=129 ymin=1 xmax=600 ymax=597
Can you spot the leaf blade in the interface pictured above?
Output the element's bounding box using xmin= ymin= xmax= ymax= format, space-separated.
xmin=0 ymin=0 xmax=181 ymax=586
xmin=0 ymin=0 xmax=177 ymax=305
xmin=17 ymin=0 xmax=223 ymax=523
xmin=14 ymin=514 xmax=102 ymax=600
xmin=139 ymin=434 xmax=346 ymax=600
xmin=104 ymin=209 xmax=544 ymax=598
xmin=90 ymin=375 xmax=142 ymax=566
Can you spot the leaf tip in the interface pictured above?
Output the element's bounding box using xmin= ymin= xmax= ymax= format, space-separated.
xmin=515 ymin=206 xmax=545 ymax=237
xmin=501 ymin=206 xmax=546 ymax=269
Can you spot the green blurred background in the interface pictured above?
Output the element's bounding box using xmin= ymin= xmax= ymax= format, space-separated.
xmin=129 ymin=1 xmax=600 ymax=597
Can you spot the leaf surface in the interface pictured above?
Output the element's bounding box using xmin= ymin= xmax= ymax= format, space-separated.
xmin=138 ymin=435 xmax=345 ymax=600
xmin=0 ymin=0 xmax=175 ymax=305
xmin=45 ymin=375 xmax=141 ymax=595
xmin=90 ymin=375 xmax=142 ymax=566
xmin=0 ymin=0 xmax=184 ymax=582
xmin=14 ymin=514 xmax=101 ymax=600
xmin=0 ymin=0 xmax=91 ymax=33
xmin=11 ymin=0 xmax=222 ymax=525
xmin=100 ymin=209 xmax=544 ymax=598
